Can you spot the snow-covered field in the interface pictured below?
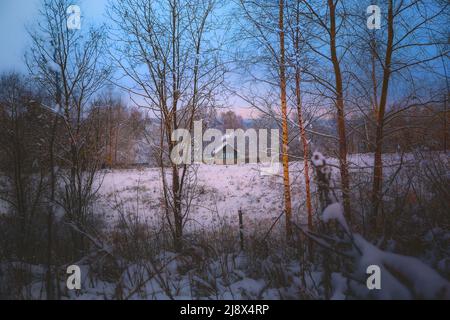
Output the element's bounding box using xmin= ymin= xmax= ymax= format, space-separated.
xmin=1 ymin=152 xmax=448 ymax=300
xmin=95 ymin=152 xmax=428 ymax=230
xmin=97 ymin=161 xmax=318 ymax=232
xmin=72 ymin=151 xmax=450 ymax=299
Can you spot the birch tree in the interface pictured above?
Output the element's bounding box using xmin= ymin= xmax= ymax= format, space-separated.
xmin=278 ymin=0 xmax=294 ymax=237
xmin=345 ymin=0 xmax=448 ymax=231
xmin=299 ymin=0 xmax=353 ymax=224
xmin=286 ymin=0 xmax=313 ymax=230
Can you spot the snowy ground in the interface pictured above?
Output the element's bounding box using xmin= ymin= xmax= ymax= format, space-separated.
xmin=98 ymin=163 xmax=287 ymax=230
xmin=66 ymin=151 xmax=450 ymax=299
xmin=95 ymin=152 xmax=423 ymax=230
xmin=1 ymin=151 xmax=448 ymax=300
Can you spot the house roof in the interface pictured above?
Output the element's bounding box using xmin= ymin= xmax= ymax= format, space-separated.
xmin=213 ymin=133 xmax=236 ymax=155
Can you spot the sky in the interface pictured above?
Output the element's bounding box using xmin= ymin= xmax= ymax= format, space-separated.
xmin=3 ymin=1 xmax=444 ymax=120
xmin=0 ymin=0 xmax=255 ymax=117
xmin=0 ymin=0 xmax=109 ymax=73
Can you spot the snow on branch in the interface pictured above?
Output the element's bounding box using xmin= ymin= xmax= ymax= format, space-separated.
xmin=321 ymin=202 xmax=349 ymax=234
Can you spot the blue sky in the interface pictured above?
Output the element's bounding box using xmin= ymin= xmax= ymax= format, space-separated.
xmin=2 ymin=1 xmax=444 ymax=119
xmin=0 ymin=0 xmax=109 ymax=73
xmin=0 ymin=0 xmax=254 ymax=117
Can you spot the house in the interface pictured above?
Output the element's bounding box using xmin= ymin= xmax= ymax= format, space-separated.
xmin=213 ymin=143 xmax=239 ymax=164
xmin=210 ymin=133 xmax=241 ymax=165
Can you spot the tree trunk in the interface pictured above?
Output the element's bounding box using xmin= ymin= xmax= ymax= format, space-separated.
xmin=293 ymin=5 xmax=313 ymax=230
xmin=372 ymin=0 xmax=394 ymax=231
xmin=171 ymin=0 xmax=183 ymax=251
xmin=328 ymin=0 xmax=352 ymax=225
xmin=279 ymin=0 xmax=293 ymax=238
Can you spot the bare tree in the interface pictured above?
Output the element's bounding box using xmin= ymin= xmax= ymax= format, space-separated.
xmin=298 ymin=0 xmax=352 ymax=224
xmin=343 ymin=0 xmax=449 ymax=231
xmin=0 ymin=74 xmax=46 ymax=258
xmin=218 ymin=110 xmax=244 ymax=131
xmin=286 ymin=0 xmax=313 ymax=230
xmin=26 ymin=0 xmax=111 ymax=263
xmin=108 ymin=0 xmax=225 ymax=251
xmin=235 ymin=0 xmax=294 ymax=237
xmin=278 ymin=0 xmax=294 ymax=237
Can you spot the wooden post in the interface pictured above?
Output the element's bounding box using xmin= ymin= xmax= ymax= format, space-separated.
xmin=238 ymin=209 xmax=244 ymax=251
